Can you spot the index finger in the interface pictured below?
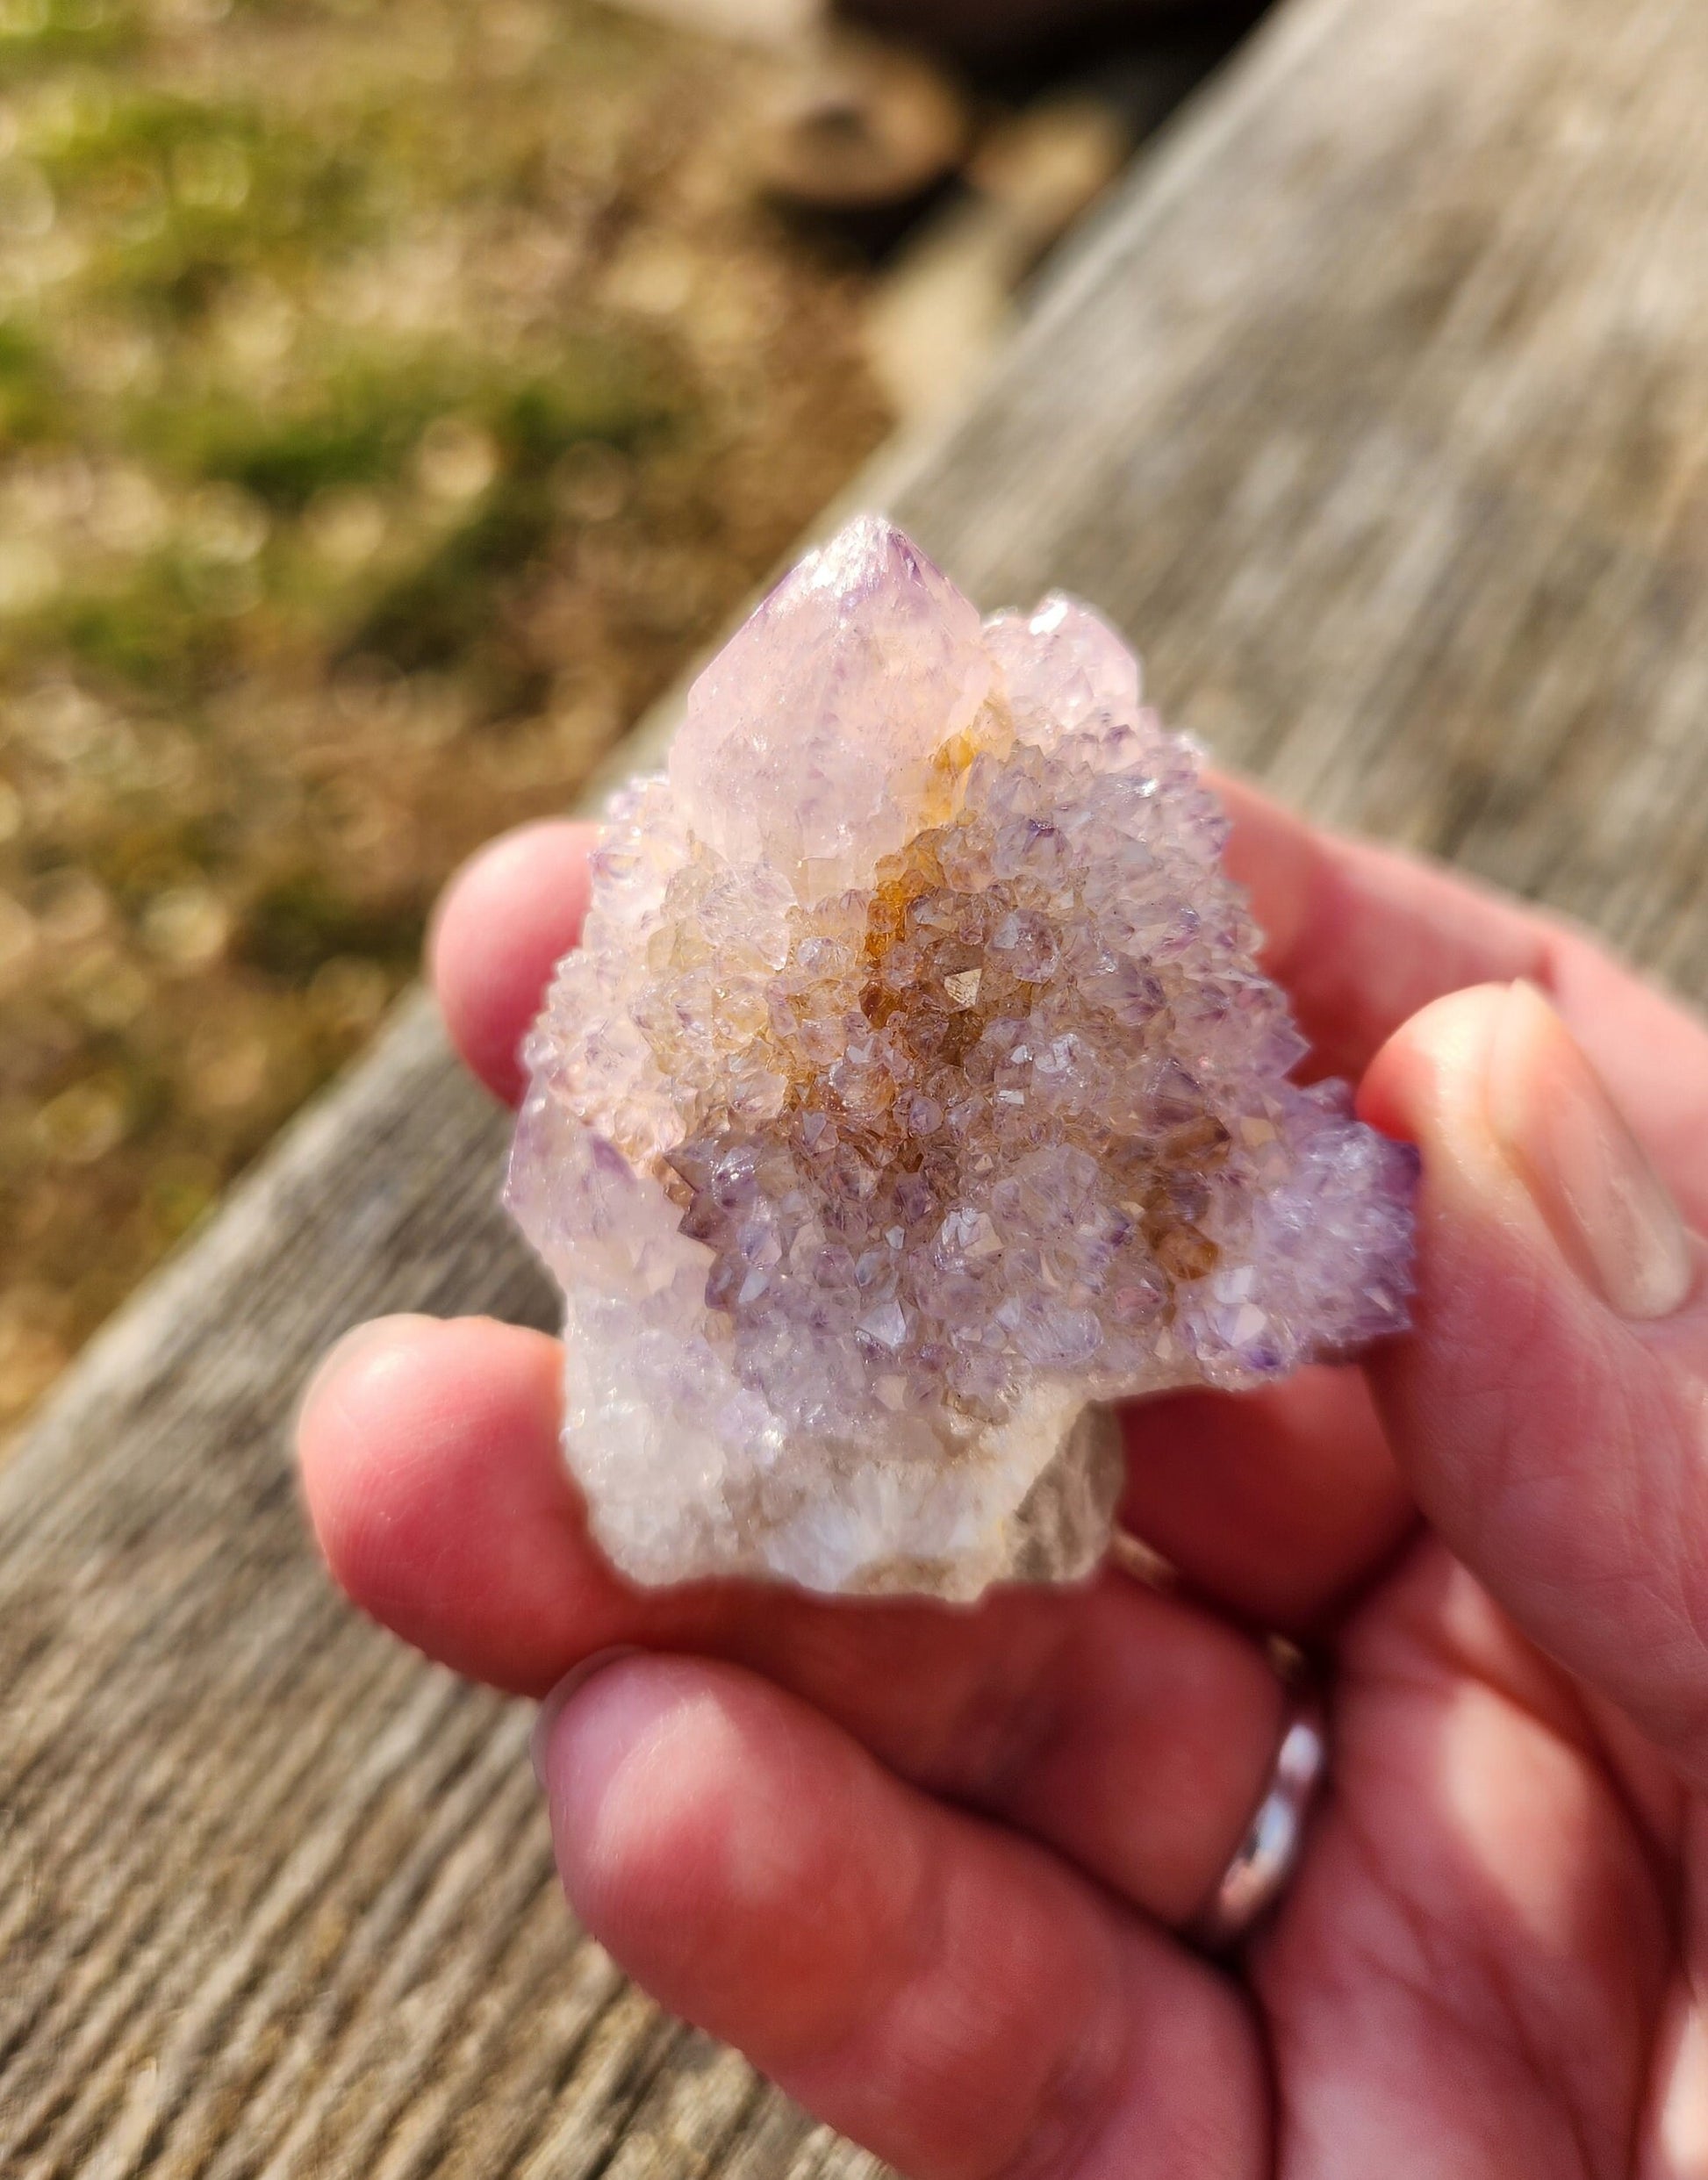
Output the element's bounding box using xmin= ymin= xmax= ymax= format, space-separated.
xmin=1216 ymin=775 xmax=1708 ymax=1213
xmin=427 ymin=817 xmax=598 ymax=1107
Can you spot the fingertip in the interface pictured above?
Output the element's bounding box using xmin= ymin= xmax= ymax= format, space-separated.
xmin=1355 ymin=979 xmax=1511 ymax=1144
xmin=296 ymin=1311 xmax=590 ymax=1688
xmin=539 ymin=1656 xmax=913 ymax=2056
xmin=530 ymin=1646 xmax=641 ymax=1790
xmin=1354 ymin=983 xmax=1548 ymax=1380
xmin=296 ymin=1310 xmax=447 ymax=1531
xmin=428 ymin=820 xmax=598 ymax=1104
xmin=542 ymin=1657 xmax=736 ymax=1922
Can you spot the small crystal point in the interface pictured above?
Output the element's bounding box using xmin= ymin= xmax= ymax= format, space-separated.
xmin=510 ymin=516 xmax=1417 ymax=1601
xmin=667 ymin=513 xmax=991 ymax=900
xmin=984 ymin=592 xmax=1141 ymax=747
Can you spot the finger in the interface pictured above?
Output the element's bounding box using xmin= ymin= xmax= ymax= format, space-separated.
xmin=427 ymin=820 xmax=596 ymax=1104
xmin=298 ymin=1312 xmax=1286 ymax=1922
xmin=1216 ymin=776 xmax=1708 ymax=1215
xmin=1359 ymin=979 xmax=1708 ymax=1783
xmin=1214 ymin=775 xmax=1547 ymax=1081
xmin=539 ymin=1653 xmax=1266 ymax=2180
xmin=1119 ymin=1366 xmax=1412 ymax=1631
xmin=1254 ymin=1543 xmax=1671 ymax=2180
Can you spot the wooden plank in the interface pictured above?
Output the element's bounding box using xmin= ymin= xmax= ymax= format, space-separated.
xmin=7 ymin=0 xmax=1708 ymax=2170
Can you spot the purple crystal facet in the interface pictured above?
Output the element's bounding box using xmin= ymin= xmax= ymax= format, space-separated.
xmin=508 ymin=515 xmax=1417 ymax=1600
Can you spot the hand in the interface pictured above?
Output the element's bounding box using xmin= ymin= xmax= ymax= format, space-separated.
xmin=297 ymin=778 xmax=1708 ymax=2179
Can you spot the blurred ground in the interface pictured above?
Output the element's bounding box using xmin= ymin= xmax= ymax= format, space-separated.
xmin=0 ymin=0 xmax=893 ymax=1435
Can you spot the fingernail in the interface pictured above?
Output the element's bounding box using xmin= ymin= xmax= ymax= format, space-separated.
xmin=530 ymin=1648 xmax=641 ymax=1791
xmin=1486 ymin=980 xmax=1692 ymax=1320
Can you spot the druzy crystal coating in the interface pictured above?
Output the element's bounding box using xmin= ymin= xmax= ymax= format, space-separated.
xmin=508 ymin=517 xmax=1417 ymax=1600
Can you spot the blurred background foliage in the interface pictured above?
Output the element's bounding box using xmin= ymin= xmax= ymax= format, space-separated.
xmin=0 ymin=0 xmax=889 ymax=1434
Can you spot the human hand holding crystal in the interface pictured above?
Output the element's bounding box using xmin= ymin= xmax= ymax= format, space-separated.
xmin=298 ymin=783 xmax=1708 ymax=2179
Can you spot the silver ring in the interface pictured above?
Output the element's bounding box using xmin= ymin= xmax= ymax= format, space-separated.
xmin=1189 ymin=1689 xmax=1327 ymax=1950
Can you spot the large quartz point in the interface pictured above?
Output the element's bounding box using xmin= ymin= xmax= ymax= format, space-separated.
xmin=508 ymin=516 xmax=1417 ymax=1602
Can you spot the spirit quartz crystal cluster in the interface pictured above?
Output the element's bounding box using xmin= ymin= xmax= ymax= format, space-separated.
xmin=508 ymin=517 xmax=1416 ymax=1601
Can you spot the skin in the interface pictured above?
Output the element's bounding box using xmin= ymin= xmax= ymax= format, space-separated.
xmin=298 ymin=777 xmax=1708 ymax=2178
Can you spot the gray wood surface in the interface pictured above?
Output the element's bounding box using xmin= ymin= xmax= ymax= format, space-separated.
xmin=8 ymin=0 xmax=1708 ymax=2170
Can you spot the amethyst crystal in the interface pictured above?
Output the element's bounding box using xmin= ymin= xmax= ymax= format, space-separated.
xmin=507 ymin=517 xmax=1416 ymax=1600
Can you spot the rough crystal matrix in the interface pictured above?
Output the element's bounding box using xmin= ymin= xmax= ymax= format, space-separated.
xmin=508 ymin=517 xmax=1416 ymax=1601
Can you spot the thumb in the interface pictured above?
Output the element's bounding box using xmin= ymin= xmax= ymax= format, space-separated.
xmin=1360 ymin=979 xmax=1708 ymax=1777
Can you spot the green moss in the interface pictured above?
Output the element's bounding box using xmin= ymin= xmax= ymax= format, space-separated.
xmin=43 ymin=556 xmax=246 ymax=692
xmin=345 ymin=491 xmax=547 ymax=677
xmin=0 ymin=0 xmax=137 ymax=77
xmin=36 ymin=93 xmax=374 ymax=316
xmin=155 ymin=375 xmax=438 ymax=506
xmin=0 ymin=320 xmax=65 ymax=444
xmin=144 ymin=342 xmax=669 ymax=509
xmin=0 ymin=0 xmax=684 ymax=711
xmin=237 ymin=869 xmax=423 ymax=980
xmin=494 ymin=363 xmax=667 ymax=467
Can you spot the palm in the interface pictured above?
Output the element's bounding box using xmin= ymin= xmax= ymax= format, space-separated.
xmin=300 ymin=781 xmax=1708 ymax=2179
xmin=1258 ymin=1538 xmax=1675 ymax=2177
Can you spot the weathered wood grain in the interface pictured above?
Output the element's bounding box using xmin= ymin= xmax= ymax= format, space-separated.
xmin=8 ymin=0 xmax=1708 ymax=2170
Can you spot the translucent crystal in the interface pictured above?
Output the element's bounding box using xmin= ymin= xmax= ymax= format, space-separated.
xmin=667 ymin=517 xmax=991 ymax=900
xmin=509 ymin=517 xmax=1417 ymax=1601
